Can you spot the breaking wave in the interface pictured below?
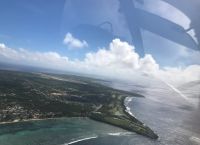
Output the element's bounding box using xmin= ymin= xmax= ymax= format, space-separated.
xmin=63 ymin=136 xmax=98 ymax=145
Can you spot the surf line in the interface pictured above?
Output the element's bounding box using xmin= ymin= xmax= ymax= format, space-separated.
xmin=64 ymin=136 xmax=98 ymax=145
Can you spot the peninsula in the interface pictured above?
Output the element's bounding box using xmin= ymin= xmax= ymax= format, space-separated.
xmin=0 ymin=70 xmax=158 ymax=139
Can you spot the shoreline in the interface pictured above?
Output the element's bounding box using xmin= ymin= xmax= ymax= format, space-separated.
xmin=125 ymin=97 xmax=136 ymax=117
xmin=89 ymin=96 xmax=159 ymax=139
xmin=0 ymin=117 xmax=87 ymax=125
xmin=0 ymin=118 xmax=50 ymax=125
xmin=0 ymin=96 xmax=158 ymax=140
xmin=0 ymin=97 xmax=136 ymax=125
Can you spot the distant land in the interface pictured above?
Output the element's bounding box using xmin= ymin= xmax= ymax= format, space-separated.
xmin=0 ymin=69 xmax=158 ymax=139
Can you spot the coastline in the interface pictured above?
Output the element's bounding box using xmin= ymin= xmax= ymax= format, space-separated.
xmin=0 ymin=96 xmax=158 ymax=140
xmin=125 ymin=97 xmax=136 ymax=117
xmin=0 ymin=117 xmax=87 ymax=125
xmin=0 ymin=118 xmax=50 ymax=125
xmin=89 ymin=95 xmax=159 ymax=139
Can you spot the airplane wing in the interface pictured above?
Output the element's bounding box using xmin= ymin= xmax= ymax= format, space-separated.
xmin=136 ymin=8 xmax=199 ymax=50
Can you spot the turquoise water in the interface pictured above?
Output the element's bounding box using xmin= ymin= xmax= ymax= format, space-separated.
xmin=0 ymin=118 xmax=130 ymax=145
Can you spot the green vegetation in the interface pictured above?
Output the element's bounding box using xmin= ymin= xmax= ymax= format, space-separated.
xmin=0 ymin=70 xmax=158 ymax=139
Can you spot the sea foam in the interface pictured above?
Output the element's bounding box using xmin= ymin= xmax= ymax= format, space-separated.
xmin=63 ymin=136 xmax=98 ymax=145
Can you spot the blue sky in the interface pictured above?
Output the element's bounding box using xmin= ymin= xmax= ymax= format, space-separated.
xmin=0 ymin=0 xmax=199 ymax=67
xmin=0 ymin=0 xmax=199 ymax=110
xmin=0 ymin=0 xmax=117 ymax=60
xmin=0 ymin=0 xmax=64 ymax=51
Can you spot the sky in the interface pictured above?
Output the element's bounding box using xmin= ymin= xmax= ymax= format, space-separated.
xmin=0 ymin=0 xmax=200 ymax=86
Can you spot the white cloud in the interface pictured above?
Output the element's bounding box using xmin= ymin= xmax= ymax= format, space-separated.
xmin=158 ymin=65 xmax=200 ymax=86
xmin=84 ymin=39 xmax=159 ymax=73
xmin=63 ymin=33 xmax=88 ymax=49
xmin=0 ymin=39 xmax=200 ymax=87
xmin=0 ymin=43 xmax=71 ymax=70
